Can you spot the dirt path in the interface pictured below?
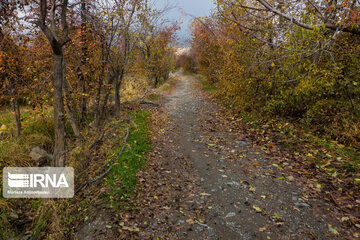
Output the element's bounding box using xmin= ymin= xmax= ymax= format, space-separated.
xmin=115 ymin=72 xmax=348 ymax=240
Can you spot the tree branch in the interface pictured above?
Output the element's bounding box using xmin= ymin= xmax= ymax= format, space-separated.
xmin=256 ymin=0 xmax=360 ymax=36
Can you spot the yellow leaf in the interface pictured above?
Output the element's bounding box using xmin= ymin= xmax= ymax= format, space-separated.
xmin=328 ymin=225 xmax=339 ymax=235
xmin=200 ymin=193 xmax=211 ymax=196
xmin=186 ymin=219 xmax=195 ymax=224
xmin=253 ymin=206 xmax=262 ymax=213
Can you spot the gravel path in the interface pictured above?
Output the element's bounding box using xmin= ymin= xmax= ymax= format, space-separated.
xmin=148 ymin=72 xmax=343 ymax=240
xmin=78 ymin=72 xmax=347 ymax=239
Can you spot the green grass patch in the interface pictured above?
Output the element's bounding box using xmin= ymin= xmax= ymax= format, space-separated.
xmin=159 ymin=77 xmax=178 ymax=92
xmin=105 ymin=110 xmax=152 ymax=209
xmin=183 ymin=71 xmax=193 ymax=76
xmin=312 ymin=136 xmax=360 ymax=172
xmin=0 ymin=110 xmax=13 ymax=126
xmin=197 ymin=75 xmax=217 ymax=91
xmin=160 ymin=85 xmax=171 ymax=91
xmin=148 ymin=94 xmax=161 ymax=101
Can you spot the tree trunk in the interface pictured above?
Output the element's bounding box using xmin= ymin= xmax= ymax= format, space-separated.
xmin=94 ymin=75 xmax=104 ymax=128
xmin=63 ymin=77 xmax=81 ymax=138
xmin=79 ymin=0 xmax=87 ymax=125
xmin=114 ymin=75 xmax=121 ymax=110
xmin=62 ymin=55 xmax=81 ymax=138
xmin=94 ymin=35 xmax=107 ymax=128
xmin=78 ymin=72 xmax=87 ymax=125
xmin=100 ymin=73 xmax=117 ymax=122
xmin=11 ymin=97 xmax=21 ymax=138
xmin=6 ymin=78 xmax=21 ymax=138
xmin=53 ymin=53 xmax=66 ymax=167
xmin=114 ymin=70 xmax=124 ymax=112
xmin=154 ymin=76 xmax=159 ymax=88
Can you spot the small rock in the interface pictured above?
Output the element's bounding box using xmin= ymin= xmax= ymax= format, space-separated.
xmin=226 ymin=212 xmax=236 ymax=218
xmin=238 ymin=141 xmax=247 ymax=146
xmin=29 ymin=147 xmax=52 ymax=166
xmin=295 ymin=202 xmax=310 ymax=208
xmin=22 ymin=235 xmax=31 ymax=240
xmin=196 ymin=226 xmax=204 ymax=232
xmin=178 ymin=220 xmax=185 ymax=225
xmin=227 ymin=181 xmax=241 ymax=187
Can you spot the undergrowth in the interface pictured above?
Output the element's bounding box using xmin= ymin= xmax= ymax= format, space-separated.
xmin=197 ymin=75 xmax=217 ymax=91
xmin=104 ymin=110 xmax=152 ymax=209
xmin=148 ymin=94 xmax=161 ymax=101
xmin=197 ymin=75 xmax=360 ymax=175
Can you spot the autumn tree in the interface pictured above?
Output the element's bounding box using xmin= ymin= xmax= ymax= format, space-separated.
xmin=34 ymin=0 xmax=72 ymax=167
xmin=0 ymin=1 xmax=30 ymax=138
xmin=191 ymin=0 xmax=360 ymax=145
xmin=138 ymin=6 xmax=179 ymax=87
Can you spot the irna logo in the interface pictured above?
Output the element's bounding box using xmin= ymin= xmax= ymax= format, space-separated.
xmin=7 ymin=172 xmax=69 ymax=188
xmin=3 ymin=167 xmax=74 ymax=198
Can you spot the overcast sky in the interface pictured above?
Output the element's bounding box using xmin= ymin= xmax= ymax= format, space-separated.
xmin=152 ymin=0 xmax=215 ymax=46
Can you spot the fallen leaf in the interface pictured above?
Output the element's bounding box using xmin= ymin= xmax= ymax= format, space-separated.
xmin=354 ymin=178 xmax=360 ymax=185
xmin=122 ymin=226 xmax=138 ymax=231
xmin=273 ymin=212 xmax=281 ymax=220
xmin=253 ymin=205 xmax=262 ymax=213
xmin=259 ymin=227 xmax=266 ymax=232
xmin=328 ymin=224 xmax=339 ymax=235
xmin=200 ymin=193 xmax=211 ymax=196
xmin=186 ymin=219 xmax=196 ymax=224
